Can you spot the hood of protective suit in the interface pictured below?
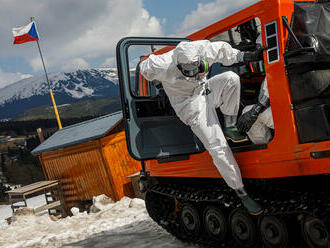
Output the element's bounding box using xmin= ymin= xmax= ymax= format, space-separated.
xmin=174 ymin=41 xmax=204 ymax=64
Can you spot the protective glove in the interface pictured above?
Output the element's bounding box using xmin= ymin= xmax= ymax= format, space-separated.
xmin=243 ymin=46 xmax=267 ymax=63
xmin=237 ymin=103 xmax=264 ymax=133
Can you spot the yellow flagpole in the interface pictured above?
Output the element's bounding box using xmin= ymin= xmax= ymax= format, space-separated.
xmin=49 ymin=88 xmax=62 ymax=129
xmin=31 ymin=17 xmax=62 ymax=129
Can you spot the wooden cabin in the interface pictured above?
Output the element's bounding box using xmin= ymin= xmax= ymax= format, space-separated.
xmin=31 ymin=111 xmax=141 ymax=212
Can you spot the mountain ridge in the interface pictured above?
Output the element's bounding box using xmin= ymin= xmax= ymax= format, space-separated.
xmin=0 ymin=68 xmax=120 ymax=119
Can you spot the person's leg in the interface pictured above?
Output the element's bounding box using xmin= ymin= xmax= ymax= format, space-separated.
xmin=189 ymin=97 xmax=243 ymax=190
xmin=207 ymin=71 xmax=248 ymax=143
xmin=207 ymin=71 xmax=240 ymax=115
xmin=188 ymin=95 xmax=262 ymax=215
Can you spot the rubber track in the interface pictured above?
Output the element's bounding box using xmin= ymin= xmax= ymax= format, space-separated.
xmin=145 ymin=180 xmax=330 ymax=248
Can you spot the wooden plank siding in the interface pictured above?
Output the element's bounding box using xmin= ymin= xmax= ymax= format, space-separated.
xmin=101 ymin=131 xmax=141 ymax=200
xmin=38 ymin=130 xmax=141 ymax=212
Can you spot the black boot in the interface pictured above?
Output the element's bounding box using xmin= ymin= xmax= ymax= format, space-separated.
xmin=236 ymin=188 xmax=263 ymax=215
xmin=223 ymin=126 xmax=249 ymax=143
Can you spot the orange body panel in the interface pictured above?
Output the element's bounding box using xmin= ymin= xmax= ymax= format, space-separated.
xmin=39 ymin=130 xmax=140 ymax=211
xmin=144 ymin=0 xmax=330 ymax=179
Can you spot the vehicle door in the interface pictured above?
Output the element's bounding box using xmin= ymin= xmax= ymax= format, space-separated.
xmin=116 ymin=37 xmax=205 ymax=161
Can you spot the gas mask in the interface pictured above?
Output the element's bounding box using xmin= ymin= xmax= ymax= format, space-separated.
xmin=177 ymin=58 xmax=209 ymax=78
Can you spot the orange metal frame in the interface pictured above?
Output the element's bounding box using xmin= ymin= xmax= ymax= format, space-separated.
xmin=142 ymin=0 xmax=330 ymax=179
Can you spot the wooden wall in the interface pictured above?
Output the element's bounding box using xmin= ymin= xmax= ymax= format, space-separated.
xmin=101 ymin=131 xmax=141 ymax=200
xmin=39 ymin=131 xmax=140 ymax=211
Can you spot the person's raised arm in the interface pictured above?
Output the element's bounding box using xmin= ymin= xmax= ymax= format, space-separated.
xmin=203 ymin=40 xmax=244 ymax=66
xmin=204 ymin=40 xmax=266 ymax=66
xmin=139 ymin=52 xmax=172 ymax=82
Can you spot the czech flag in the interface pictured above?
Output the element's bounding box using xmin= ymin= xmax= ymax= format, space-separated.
xmin=12 ymin=21 xmax=39 ymax=45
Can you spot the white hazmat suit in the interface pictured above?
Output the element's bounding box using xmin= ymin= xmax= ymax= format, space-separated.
xmin=140 ymin=40 xmax=244 ymax=190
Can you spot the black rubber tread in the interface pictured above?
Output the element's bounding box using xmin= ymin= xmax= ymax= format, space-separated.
xmin=144 ymin=179 xmax=330 ymax=248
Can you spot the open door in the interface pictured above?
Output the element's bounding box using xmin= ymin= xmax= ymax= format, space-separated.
xmin=116 ymin=37 xmax=205 ymax=161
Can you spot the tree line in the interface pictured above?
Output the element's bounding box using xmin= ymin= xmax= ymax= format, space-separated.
xmin=0 ymin=116 xmax=98 ymax=136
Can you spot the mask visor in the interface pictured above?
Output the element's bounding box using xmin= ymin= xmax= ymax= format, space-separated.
xmin=178 ymin=61 xmax=200 ymax=77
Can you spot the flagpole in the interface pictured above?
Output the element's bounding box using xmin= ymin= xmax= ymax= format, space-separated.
xmin=30 ymin=17 xmax=62 ymax=129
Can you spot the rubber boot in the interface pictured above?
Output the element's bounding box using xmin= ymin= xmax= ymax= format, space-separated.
xmin=223 ymin=126 xmax=249 ymax=143
xmin=236 ymin=188 xmax=263 ymax=215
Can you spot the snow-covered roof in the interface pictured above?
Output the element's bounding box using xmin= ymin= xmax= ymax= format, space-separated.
xmin=31 ymin=111 xmax=123 ymax=155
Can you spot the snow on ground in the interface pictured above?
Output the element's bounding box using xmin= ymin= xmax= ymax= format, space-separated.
xmin=0 ymin=194 xmax=46 ymax=229
xmin=0 ymin=195 xmax=197 ymax=248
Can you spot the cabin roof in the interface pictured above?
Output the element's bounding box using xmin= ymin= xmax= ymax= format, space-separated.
xmin=31 ymin=111 xmax=123 ymax=155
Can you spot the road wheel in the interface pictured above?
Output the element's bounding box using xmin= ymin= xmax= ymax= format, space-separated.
xmin=180 ymin=203 xmax=201 ymax=236
xmin=204 ymin=206 xmax=227 ymax=242
xmin=260 ymin=215 xmax=289 ymax=248
xmin=230 ymin=209 xmax=258 ymax=247
xmin=301 ymin=216 xmax=329 ymax=248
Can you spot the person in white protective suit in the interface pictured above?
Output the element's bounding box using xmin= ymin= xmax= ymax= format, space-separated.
xmin=237 ymin=35 xmax=274 ymax=144
xmin=140 ymin=39 xmax=266 ymax=215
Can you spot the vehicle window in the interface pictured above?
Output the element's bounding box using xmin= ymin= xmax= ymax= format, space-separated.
xmin=208 ymin=18 xmax=273 ymax=146
xmin=210 ymin=18 xmax=261 ymax=46
xmin=209 ymin=18 xmax=262 ymax=77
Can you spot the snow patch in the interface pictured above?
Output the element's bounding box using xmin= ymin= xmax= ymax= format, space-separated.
xmin=92 ymin=194 xmax=114 ymax=211
xmin=70 ymin=207 xmax=80 ymax=216
xmin=0 ymin=194 xmax=194 ymax=248
xmin=57 ymin=104 xmax=71 ymax=108
xmin=0 ymin=194 xmax=46 ymax=229
xmin=63 ymin=82 xmax=94 ymax=99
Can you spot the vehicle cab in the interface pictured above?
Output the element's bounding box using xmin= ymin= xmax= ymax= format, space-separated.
xmin=116 ymin=0 xmax=330 ymax=179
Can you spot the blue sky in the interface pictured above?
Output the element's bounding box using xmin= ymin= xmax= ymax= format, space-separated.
xmin=143 ymin=0 xmax=214 ymax=34
xmin=0 ymin=0 xmax=258 ymax=89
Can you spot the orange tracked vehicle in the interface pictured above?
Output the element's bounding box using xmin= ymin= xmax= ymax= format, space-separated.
xmin=116 ymin=0 xmax=330 ymax=247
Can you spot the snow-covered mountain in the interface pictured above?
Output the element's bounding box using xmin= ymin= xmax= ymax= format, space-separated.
xmin=0 ymin=68 xmax=120 ymax=119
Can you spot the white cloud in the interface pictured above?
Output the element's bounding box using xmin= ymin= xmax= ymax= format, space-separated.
xmin=127 ymin=9 xmax=163 ymax=36
xmin=0 ymin=68 xmax=32 ymax=89
xmin=0 ymin=0 xmax=261 ymax=76
xmin=101 ymin=57 xmax=116 ymax=68
xmin=61 ymin=58 xmax=90 ymax=72
xmin=177 ymin=0 xmax=260 ymax=36
xmin=30 ymin=57 xmax=46 ymax=72
xmin=0 ymin=0 xmax=164 ymax=73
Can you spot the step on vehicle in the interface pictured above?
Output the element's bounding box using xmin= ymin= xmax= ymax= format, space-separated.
xmin=116 ymin=0 xmax=330 ymax=247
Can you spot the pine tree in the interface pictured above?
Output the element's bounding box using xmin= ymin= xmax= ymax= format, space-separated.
xmin=0 ymin=153 xmax=6 ymax=173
